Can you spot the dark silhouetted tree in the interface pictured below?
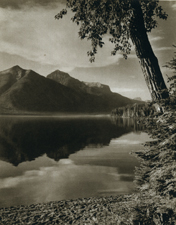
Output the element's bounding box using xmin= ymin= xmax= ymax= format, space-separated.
xmin=56 ymin=0 xmax=169 ymax=102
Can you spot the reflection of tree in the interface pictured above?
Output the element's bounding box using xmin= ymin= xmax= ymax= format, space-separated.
xmin=110 ymin=117 xmax=145 ymax=133
xmin=0 ymin=116 xmax=142 ymax=166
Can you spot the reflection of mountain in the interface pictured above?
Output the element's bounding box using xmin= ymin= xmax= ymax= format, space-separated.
xmin=0 ymin=116 xmax=143 ymax=166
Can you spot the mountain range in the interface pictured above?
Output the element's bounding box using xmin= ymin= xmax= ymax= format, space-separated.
xmin=0 ymin=65 xmax=142 ymax=114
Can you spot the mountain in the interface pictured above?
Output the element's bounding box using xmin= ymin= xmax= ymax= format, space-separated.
xmin=0 ymin=66 xmax=142 ymax=114
xmin=47 ymin=70 xmax=111 ymax=96
xmin=0 ymin=67 xmax=85 ymax=113
xmin=133 ymin=97 xmax=142 ymax=101
xmin=47 ymin=70 xmax=143 ymax=111
xmin=0 ymin=65 xmax=26 ymax=95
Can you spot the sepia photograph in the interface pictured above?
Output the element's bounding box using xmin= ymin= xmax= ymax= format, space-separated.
xmin=0 ymin=0 xmax=176 ymax=224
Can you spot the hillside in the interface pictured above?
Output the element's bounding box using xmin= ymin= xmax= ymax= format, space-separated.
xmin=47 ymin=70 xmax=111 ymax=96
xmin=0 ymin=65 xmax=26 ymax=95
xmin=0 ymin=66 xmax=141 ymax=114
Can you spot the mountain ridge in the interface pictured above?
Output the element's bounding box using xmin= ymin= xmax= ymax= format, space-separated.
xmin=0 ymin=66 xmax=142 ymax=114
xmin=47 ymin=70 xmax=112 ymax=96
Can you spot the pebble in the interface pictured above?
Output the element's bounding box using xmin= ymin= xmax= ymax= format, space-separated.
xmin=0 ymin=195 xmax=133 ymax=224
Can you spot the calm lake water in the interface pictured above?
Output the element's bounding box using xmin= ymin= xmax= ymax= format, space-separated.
xmin=0 ymin=115 xmax=150 ymax=208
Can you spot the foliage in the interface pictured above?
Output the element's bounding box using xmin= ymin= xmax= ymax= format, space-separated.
xmin=164 ymin=45 xmax=176 ymax=107
xmin=131 ymin=108 xmax=176 ymax=224
xmin=124 ymin=48 xmax=176 ymax=225
xmin=55 ymin=0 xmax=167 ymax=62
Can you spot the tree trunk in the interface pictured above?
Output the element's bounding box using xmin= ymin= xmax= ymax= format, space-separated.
xmin=130 ymin=0 xmax=169 ymax=102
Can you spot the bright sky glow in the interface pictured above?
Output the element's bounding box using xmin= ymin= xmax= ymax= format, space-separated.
xmin=0 ymin=1 xmax=176 ymax=100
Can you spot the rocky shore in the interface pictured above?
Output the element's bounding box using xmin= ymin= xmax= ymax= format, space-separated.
xmin=0 ymin=195 xmax=133 ymax=224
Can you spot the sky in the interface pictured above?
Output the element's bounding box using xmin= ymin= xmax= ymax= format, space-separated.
xmin=0 ymin=0 xmax=176 ymax=100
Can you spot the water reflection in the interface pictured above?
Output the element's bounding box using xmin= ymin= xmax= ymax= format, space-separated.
xmin=0 ymin=116 xmax=144 ymax=166
xmin=0 ymin=116 xmax=147 ymax=207
xmin=111 ymin=117 xmax=144 ymax=133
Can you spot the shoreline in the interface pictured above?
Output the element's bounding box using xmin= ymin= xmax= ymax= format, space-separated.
xmin=0 ymin=195 xmax=133 ymax=224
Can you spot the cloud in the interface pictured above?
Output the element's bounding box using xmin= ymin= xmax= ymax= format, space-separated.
xmin=58 ymin=159 xmax=74 ymax=165
xmin=128 ymin=54 xmax=137 ymax=59
xmin=111 ymin=87 xmax=145 ymax=93
xmin=171 ymin=3 xmax=176 ymax=10
xmin=0 ymin=0 xmax=66 ymax=9
xmin=155 ymin=47 xmax=173 ymax=51
xmin=0 ymin=162 xmax=122 ymax=207
xmin=110 ymin=139 xmax=142 ymax=145
xmin=0 ymin=5 xmax=124 ymax=72
xmin=150 ymin=36 xmax=164 ymax=42
xmin=130 ymin=75 xmax=136 ymax=79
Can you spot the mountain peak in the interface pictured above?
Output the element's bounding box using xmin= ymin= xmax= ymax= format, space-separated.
xmin=52 ymin=70 xmax=70 ymax=77
xmin=12 ymin=65 xmax=22 ymax=69
xmin=47 ymin=70 xmax=72 ymax=86
xmin=0 ymin=65 xmax=27 ymax=95
xmin=1 ymin=65 xmax=23 ymax=74
xmin=10 ymin=65 xmax=24 ymax=72
xmin=133 ymin=97 xmax=142 ymax=101
xmin=84 ymin=82 xmax=112 ymax=94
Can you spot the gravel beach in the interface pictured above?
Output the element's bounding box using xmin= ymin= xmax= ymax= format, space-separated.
xmin=0 ymin=195 xmax=133 ymax=224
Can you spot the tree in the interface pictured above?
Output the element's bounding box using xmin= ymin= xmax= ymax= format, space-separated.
xmin=55 ymin=0 xmax=169 ymax=102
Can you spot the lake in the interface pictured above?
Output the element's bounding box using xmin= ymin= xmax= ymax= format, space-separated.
xmin=0 ymin=115 xmax=150 ymax=208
